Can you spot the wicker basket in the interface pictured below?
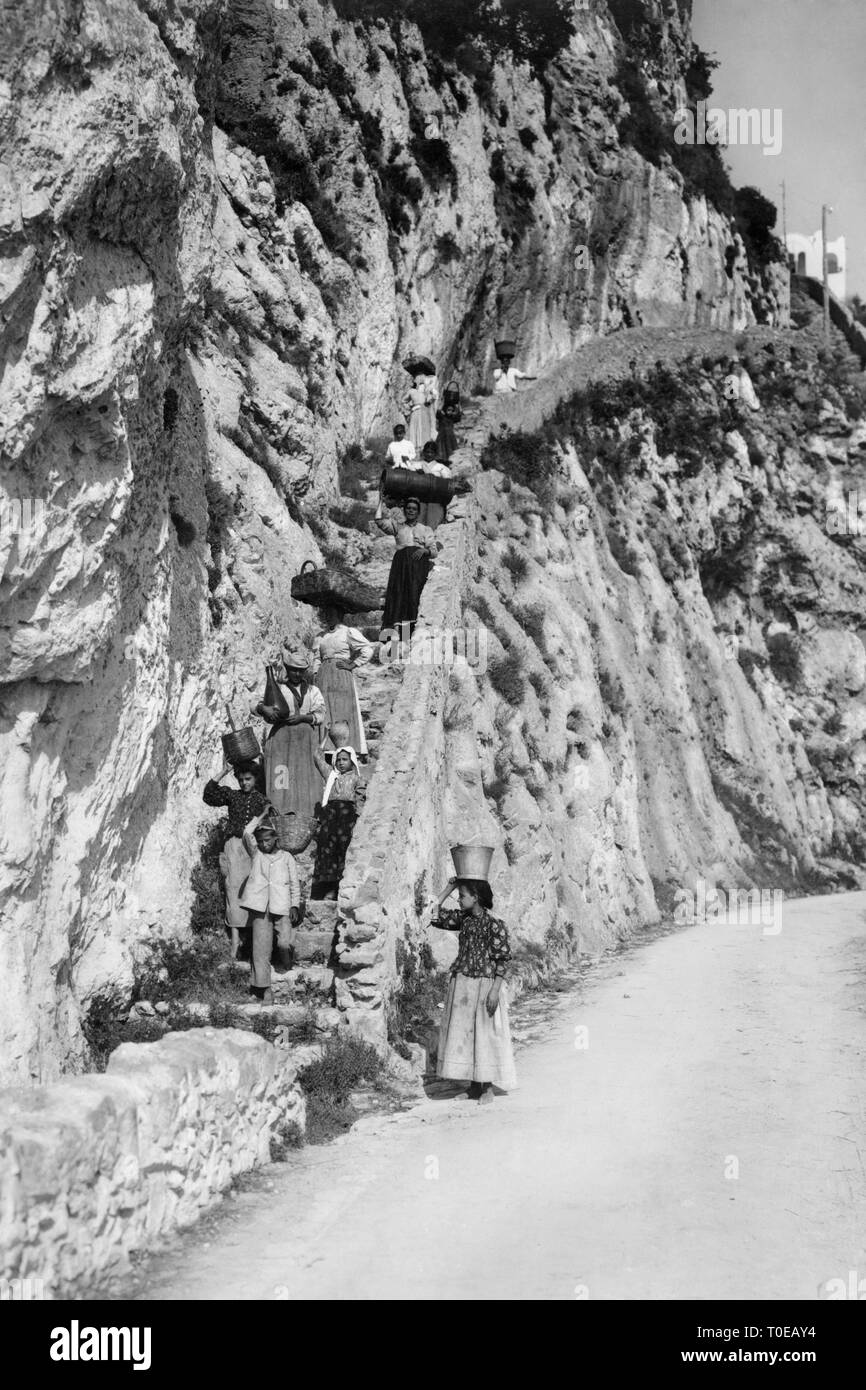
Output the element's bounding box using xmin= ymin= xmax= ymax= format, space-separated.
xmin=274 ymin=813 xmax=315 ymax=854
xmin=221 ymin=727 xmax=261 ymax=765
xmin=221 ymin=703 xmax=261 ymax=765
xmin=494 ymin=338 xmax=517 ymax=358
xmin=291 ymin=560 xmax=382 ymax=613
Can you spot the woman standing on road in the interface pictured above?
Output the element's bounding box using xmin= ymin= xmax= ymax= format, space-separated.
xmin=432 ymin=873 xmax=517 ymax=1103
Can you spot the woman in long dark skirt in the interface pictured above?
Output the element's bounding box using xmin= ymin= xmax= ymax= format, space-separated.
xmin=374 ymin=496 xmax=441 ymax=639
xmin=435 ymin=382 xmax=461 ymax=459
xmin=311 ymin=747 xmax=365 ymax=899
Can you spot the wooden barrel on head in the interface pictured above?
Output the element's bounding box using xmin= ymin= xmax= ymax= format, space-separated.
xmin=381 ymin=466 xmax=457 ymax=506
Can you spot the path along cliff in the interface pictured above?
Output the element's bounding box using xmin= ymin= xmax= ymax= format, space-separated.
xmin=132 ymin=889 xmax=866 ymax=1301
xmin=1 ymin=0 xmax=792 ymax=1083
xmin=322 ymin=311 xmax=866 ymax=1060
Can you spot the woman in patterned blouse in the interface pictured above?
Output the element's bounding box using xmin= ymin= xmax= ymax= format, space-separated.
xmin=433 ymin=876 xmax=517 ymax=1103
xmin=203 ymin=760 xmax=268 ymax=960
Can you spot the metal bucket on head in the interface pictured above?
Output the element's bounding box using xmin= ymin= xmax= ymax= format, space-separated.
xmin=450 ymin=844 xmax=494 ymax=881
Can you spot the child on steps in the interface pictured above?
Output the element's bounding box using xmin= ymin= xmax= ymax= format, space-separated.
xmin=239 ymin=810 xmax=302 ymax=1006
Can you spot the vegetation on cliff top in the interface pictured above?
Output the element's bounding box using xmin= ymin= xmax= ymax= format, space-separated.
xmin=332 ymin=0 xmax=574 ymax=73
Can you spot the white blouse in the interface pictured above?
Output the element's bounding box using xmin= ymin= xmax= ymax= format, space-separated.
xmin=315 ymin=625 xmax=373 ymax=668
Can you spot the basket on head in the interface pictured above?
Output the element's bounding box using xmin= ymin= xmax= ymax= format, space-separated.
xmin=450 ymin=844 xmax=494 ymax=881
xmin=221 ymin=727 xmax=261 ymax=765
xmin=291 ymin=560 xmax=383 ymax=613
xmin=494 ymin=338 xmax=517 ymax=359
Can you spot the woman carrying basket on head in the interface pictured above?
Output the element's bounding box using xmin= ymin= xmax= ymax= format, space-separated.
xmin=312 ymin=606 xmax=373 ymax=760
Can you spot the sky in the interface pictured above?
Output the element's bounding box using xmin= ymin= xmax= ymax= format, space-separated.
xmin=691 ymin=0 xmax=865 ymax=299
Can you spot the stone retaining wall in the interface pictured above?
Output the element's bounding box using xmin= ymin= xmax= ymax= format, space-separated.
xmin=334 ymin=478 xmax=500 ymax=1040
xmin=0 ymin=1029 xmax=306 ymax=1296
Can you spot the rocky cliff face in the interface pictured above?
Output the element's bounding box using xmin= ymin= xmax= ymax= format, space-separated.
xmin=467 ymin=335 xmax=866 ymax=959
xmin=327 ymin=321 xmax=866 ymax=1044
xmin=1 ymin=0 xmax=789 ymax=1083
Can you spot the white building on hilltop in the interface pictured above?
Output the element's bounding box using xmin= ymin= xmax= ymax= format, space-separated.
xmin=787 ymin=230 xmax=846 ymax=300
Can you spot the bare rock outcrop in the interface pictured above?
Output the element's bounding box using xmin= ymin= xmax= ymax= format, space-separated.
xmin=1 ymin=0 xmax=789 ymax=1081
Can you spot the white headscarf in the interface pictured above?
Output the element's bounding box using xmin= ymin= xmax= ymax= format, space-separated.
xmin=321 ymin=746 xmax=361 ymax=806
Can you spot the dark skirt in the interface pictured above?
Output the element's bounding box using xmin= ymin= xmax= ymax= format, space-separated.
xmin=381 ymin=546 xmax=432 ymax=632
xmin=436 ymin=413 xmax=459 ymax=459
xmin=313 ymin=800 xmax=358 ymax=886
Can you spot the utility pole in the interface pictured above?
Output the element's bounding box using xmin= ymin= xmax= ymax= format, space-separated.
xmin=822 ymin=203 xmax=832 ymax=343
xmin=781 ymin=180 xmax=787 ymax=254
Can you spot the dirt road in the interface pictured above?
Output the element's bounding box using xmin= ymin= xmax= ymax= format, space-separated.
xmin=138 ymin=892 xmax=866 ymax=1301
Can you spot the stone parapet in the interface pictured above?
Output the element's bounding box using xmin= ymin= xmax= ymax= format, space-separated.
xmin=0 ymin=1029 xmax=305 ymax=1296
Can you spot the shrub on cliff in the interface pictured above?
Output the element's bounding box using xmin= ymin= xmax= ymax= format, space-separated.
xmin=297 ymin=1035 xmax=384 ymax=1144
xmin=767 ymin=632 xmax=803 ymax=686
xmin=332 ymin=0 xmax=573 ymax=74
xmin=488 ymin=651 xmax=527 ymax=705
xmin=338 ymin=442 xmax=379 ymax=499
xmin=480 ymin=425 xmax=559 ymax=505
xmin=734 ymin=186 xmax=784 ymax=270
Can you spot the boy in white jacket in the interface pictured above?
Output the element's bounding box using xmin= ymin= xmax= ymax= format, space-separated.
xmin=239 ymin=810 xmax=302 ymax=1005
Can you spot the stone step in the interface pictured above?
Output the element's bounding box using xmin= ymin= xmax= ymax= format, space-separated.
xmin=272 ymin=964 xmax=335 ymax=998
xmin=235 ymin=1000 xmax=341 ymax=1032
xmin=302 ymin=898 xmax=338 ymax=924
xmin=293 ymin=925 xmax=337 ymax=964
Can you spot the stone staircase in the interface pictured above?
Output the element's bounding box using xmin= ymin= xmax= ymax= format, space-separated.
xmin=268 ymin=510 xmax=413 ymax=1015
